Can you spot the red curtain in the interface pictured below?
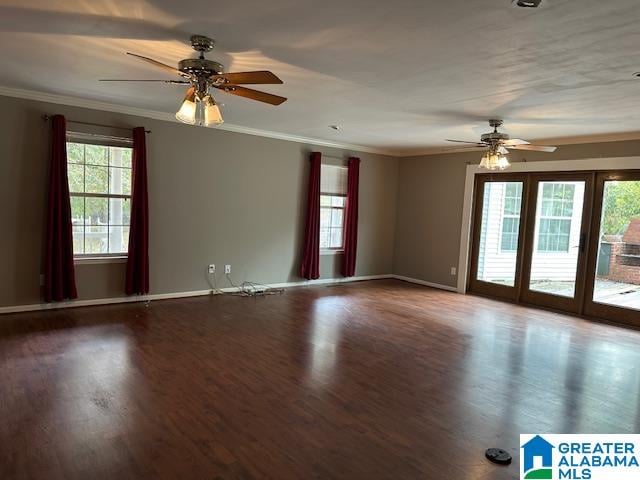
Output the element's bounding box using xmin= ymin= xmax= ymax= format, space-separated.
xmin=44 ymin=115 xmax=78 ymax=302
xmin=125 ymin=127 xmax=150 ymax=295
xmin=342 ymin=157 xmax=360 ymax=277
xmin=300 ymin=152 xmax=322 ymax=280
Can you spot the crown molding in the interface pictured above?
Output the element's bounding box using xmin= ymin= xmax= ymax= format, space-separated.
xmin=530 ymin=131 xmax=640 ymax=147
xmin=0 ymin=84 xmax=399 ymax=157
xmin=2 ymin=84 xmax=639 ymax=158
xmin=391 ymin=131 xmax=640 ymax=157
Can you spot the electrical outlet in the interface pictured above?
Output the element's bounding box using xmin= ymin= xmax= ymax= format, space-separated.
xmin=450 ymin=267 xmax=457 ymax=276
xmin=225 ymin=265 xmax=231 ymax=274
xmin=208 ymin=264 xmax=215 ymax=274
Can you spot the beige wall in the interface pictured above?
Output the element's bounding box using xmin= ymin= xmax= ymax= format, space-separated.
xmin=393 ymin=142 xmax=640 ymax=288
xmin=0 ymin=94 xmax=399 ymax=308
xmin=4 ymin=90 xmax=639 ymax=309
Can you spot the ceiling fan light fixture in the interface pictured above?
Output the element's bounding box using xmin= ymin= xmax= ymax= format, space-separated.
xmin=176 ymin=87 xmax=197 ymax=124
xmin=106 ymin=36 xmax=286 ymax=126
xmin=497 ymin=155 xmax=511 ymax=170
xmin=202 ymin=95 xmax=224 ymax=126
xmin=480 ymin=150 xmax=511 ymax=171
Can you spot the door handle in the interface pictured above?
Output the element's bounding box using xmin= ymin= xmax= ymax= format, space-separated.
xmin=579 ymin=232 xmax=586 ymax=253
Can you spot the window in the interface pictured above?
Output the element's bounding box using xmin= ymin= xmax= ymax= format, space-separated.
xmin=537 ymin=183 xmax=575 ymax=252
xmin=66 ymin=136 xmax=132 ymax=258
xmin=500 ymin=183 xmax=523 ymax=252
xmin=320 ymin=164 xmax=347 ymax=251
xmin=320 ymin=194 xmax=346 ymax=249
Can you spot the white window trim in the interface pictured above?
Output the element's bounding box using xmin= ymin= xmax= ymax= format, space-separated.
xmin=67 ymin=137 xmax=133 ymax=259
xmin=320 ymin=192 xmax=347 ymax=251
xmin=74 ymin=255 xmax=128 ymax=265
xmin=535 ymin=183 xmax=575 ymax=254
xmin=499 ymin=215 xmax=520 ymax=254
xmin=67 ymin=131 xmax=133 ymax=147
xmin=321 ymin=249 xmax=344 ymax=256
xmin=498 ymin=183 xmax=523 ymax=254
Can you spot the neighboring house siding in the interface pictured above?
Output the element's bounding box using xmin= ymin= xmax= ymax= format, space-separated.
xmin=478 ymin=183 xmax=518 ymax=282
xmin=479 ymin=181 xmax=584 ymax=283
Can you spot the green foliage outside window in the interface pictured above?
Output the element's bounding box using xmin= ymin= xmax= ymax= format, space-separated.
xmin=66 ymin=142 xmax=132 ymax=254
xmin=601 ymin=181 xmax=640 ymax=236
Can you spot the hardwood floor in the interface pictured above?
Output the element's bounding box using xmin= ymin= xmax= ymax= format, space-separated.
xmin=1 ymin=279 xmax=639 ymax=479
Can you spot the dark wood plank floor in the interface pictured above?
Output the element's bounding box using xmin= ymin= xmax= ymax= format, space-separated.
xmin=1 ymin=279 xmax=640 ymax=479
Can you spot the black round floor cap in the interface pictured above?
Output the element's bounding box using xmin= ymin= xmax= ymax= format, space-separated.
xmin=485 ymin=448 xmax=512 ymax=465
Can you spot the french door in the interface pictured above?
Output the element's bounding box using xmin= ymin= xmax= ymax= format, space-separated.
xmin=584 ymin=171 xmax=640 ymax=325
xmin=468 ymin=174 xmax=529 ymax=302
xmin=519 ymin=173 xmax=593 ymax=313
xmin=468 ymin=170 xmax=640 ymax=326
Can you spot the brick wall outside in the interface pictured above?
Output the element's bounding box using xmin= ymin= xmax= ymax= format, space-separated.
xmin=605 ymin=242 xmax=640 ymax=286
xmin=623 ymin=218 xmax=640 ymax=245
xmin=601 ymin=219 xmax=640 ymax=285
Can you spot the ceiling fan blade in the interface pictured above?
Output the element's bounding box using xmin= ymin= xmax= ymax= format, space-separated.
xmin=446 ymin=139 xmax=488 ymax=146
xmin=214 ymin=71 xmax=283 ymax=85
xmin=506 ymin=144 xmax=558 ymax=153
xmin=99 ymin=79 xmax=190 ymax=84
xmin=126 ymin=52 xmax=184 ymax=77
xmin=217 ymin=86 xmax=287 ymax=105
xmin=503 ymin=138 xmax=530 ymax=146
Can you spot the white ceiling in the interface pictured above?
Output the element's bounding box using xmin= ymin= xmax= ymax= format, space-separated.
xmin=1 ymin=0 xmax=640 ymax=155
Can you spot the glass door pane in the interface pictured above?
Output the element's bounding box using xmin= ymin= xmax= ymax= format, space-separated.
xmin=528 ymin=181 xmax=586 ymax=298
xmin=476 ymin=181 xmax=523 ymax=287
xmin=592 ymin=180 xmax=640 ymax=311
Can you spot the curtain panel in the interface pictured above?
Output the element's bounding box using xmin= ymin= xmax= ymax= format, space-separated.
xmin=300 ymin=152 xmax=322 ymax=280
xmin=342 ymin=157 xmax=360 ymax=277
xmin=125 ymin=127 xmax=150 ymax=295
xmin=44 ymin=115 xmax=78 ymax=302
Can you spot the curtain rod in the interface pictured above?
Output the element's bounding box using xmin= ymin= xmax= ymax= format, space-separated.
xmin=42 ymin=115 xmax=151 ymax=134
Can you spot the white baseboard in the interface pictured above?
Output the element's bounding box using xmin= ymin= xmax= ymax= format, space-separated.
xmin=390 ymin=275 xmax=459 ymax=292
xmin=0 ymin=289 xmax=215 ymax=315
xmin=268 ymin=274 xmax=392 ymax=289
xmin=0 ymin=274 xmax=391 ymax=315
xmin=0 ymin=274 xmax=459 ymax=315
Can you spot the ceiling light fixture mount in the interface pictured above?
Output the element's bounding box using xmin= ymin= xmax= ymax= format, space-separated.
xmin=190 ymin=35 xmax=215 ymax=53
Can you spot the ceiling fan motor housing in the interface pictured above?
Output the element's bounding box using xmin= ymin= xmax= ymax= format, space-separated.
xmin=481 ymin=132 xmax=510 ymax=143
xmin=180 ymin=35 xmax=224 ymax=80
xmin=178 ymin=58 xmax=225 ymax=77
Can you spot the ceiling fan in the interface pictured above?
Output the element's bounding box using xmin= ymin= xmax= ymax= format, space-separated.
xmin=446 ymin=119 xmax=558 ymax=170
xmin=100 ymin=35 xmax=287 ymax=127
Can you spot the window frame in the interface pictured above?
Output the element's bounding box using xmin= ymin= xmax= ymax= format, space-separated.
xmin=319 ymin=163 xmax=348 ymax=255
xmin=499 ymin=182 xmax=523 ymax=253
xmin=536 ymin=183 xmax=575 ymax=254
xmin=320 ymin=193 xmax=347 ymax=254
xmin=66 ymin=134 xmax=133 ymax=262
